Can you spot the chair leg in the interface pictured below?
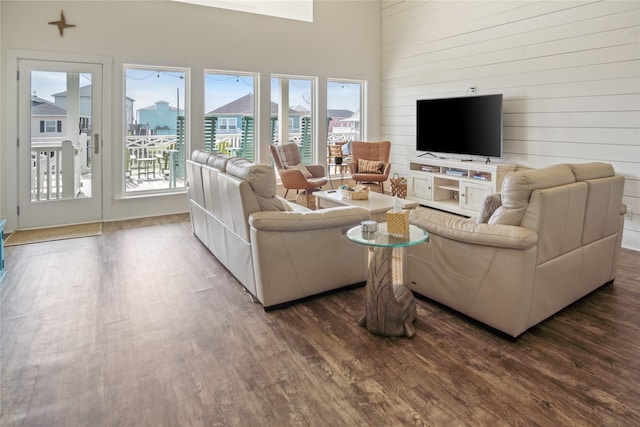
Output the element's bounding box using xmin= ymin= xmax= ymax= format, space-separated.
xmin=284 ymin=189 xmax=289 ymax=198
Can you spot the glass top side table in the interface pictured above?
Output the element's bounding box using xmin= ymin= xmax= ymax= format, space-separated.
xmin=346 ymin=222 xmax=428 ymax=337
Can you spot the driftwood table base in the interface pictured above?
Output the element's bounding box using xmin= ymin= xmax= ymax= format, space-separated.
xmin=358 ymin=246 xmax=417 ymax=337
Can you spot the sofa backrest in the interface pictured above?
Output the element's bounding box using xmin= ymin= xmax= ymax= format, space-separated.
xmin=568 ymin=163 xmax=625 ymax=246
xmin=490 ymin=164 xmax=576 ymax=226
xmin=188 ymin=150 xmax=289 ymax=243
xmin=489 ymin=162 xmax=624 ymax=264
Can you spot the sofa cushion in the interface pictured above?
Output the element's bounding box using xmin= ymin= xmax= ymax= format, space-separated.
xmin=567 ymin=162 xmax=615 ymax=181
xmin=225 ymin=158 xmax=288 ymax=211
xmin=207 ymin=153 xmax=231 ymax=171
xmin=191 ymin=149 xmax=214 ymax=164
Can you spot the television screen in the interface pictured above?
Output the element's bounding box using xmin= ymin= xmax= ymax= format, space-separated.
xmin=416 ymin=94 xmax=503 ymax=158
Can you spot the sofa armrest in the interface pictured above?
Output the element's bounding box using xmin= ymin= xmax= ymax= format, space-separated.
xmin=410 ymin=209 xmax=537 ymax=250
xmin=249 ymin=206 xmax=370 ymax=231
xmin=278 ymin=168 xmax=309 ymax=187
xmin=305 ymin=164 xmax=326 ymax=178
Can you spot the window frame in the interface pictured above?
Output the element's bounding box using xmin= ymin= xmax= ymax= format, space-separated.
xmin=122 ymin=64 xmax=189 ymax=196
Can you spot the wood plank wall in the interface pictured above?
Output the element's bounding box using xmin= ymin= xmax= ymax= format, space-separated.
xmin=380 ymin=0 xmax=640 ymax=250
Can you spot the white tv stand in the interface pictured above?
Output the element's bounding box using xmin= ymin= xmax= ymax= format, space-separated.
xmin=407 ymin=157 xmax=517 ymax=217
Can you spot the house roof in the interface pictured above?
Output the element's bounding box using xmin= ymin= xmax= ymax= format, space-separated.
xmin=31 ymin=96 xmax=67 ymax=116
xmin=52 ymin=84 xmax=92 ymax=97
xmin=207 ymin=93 xmax=307 ymax=116
xmin=138 ymin=100 xmax=178 ymax=111
xmin=328 ymin=109 xmax=354 ymax=119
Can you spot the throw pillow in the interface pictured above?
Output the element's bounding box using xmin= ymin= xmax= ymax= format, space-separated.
xmin=358 ymin=159 xmax=383 ymax=174
xmin=476 ymin=193 xmax=502 ymax=224
xmin=257 ymin=195 xmax=292 ymax=212
xmin=341 ymin=140 xmax=352 ymax=156
xmin=286 ymin=163 xmax=313 ymax=178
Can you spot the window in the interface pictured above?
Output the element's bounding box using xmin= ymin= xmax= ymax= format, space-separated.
xmin=39 ymin=120 xmax=62 ymax=134
xmin=219 ymin=117 xmax=237 ymax=132
xmin=124 ymin=65 xmax=188 ymax=193
xmin=327 ymin=79 xmax=364 ymax=175
xmin=204 ymin=71 xmax=257 ymax=160
xmin=271 ymin=76 xmax=315 ymax=165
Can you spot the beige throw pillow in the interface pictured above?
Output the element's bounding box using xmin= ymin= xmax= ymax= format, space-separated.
xmin=358 ymin=159 xmax=383 ymax=174
xmin=476 ymin=193 xmax=502 ymax=224
xmin=286 ymin=163 xmax=313 ymax=178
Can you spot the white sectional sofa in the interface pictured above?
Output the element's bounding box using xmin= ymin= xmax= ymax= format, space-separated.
xmin=186 ymin=150 xmax=369 ymax=308
xmin=408 ymin=162 xmax=626 ymax=337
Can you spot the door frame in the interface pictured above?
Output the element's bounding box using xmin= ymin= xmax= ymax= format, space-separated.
xmin=4 ymin=50 xmax=112 ymax=231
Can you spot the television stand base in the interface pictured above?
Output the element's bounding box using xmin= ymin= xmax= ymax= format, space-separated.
xmin=407 ymin=157 xmax=517 ymax=217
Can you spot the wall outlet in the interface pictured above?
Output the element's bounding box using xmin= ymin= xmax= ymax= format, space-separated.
xmin=469 ymin=86 xmax=477 ymax=95
xmin=626 ymin=208 xmax=633 ymax=220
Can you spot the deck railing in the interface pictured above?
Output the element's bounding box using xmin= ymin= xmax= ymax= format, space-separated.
xmin=30 ymin=135 xmax=89 ymax=201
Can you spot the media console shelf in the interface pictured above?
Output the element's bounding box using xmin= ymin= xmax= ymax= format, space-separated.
xmin=407 ymin=157 xmax=517 ymax=217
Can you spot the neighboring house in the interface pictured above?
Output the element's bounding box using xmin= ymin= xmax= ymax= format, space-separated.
xmin=207 ymin=93 xmax=309 ymax=134
xmin=30 ymin=95 xmax=67 ymax=138
xmin=327 ymin=108 xmax=355 ymax=133
xmin=51 ymin=85 xmax=92 ymax=133
xmin=124 ymin=96 xmax=135 ymax=133
xmin=136 ymin=100 xmax=184 ymax=135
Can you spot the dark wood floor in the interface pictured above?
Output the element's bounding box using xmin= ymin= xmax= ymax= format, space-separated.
xmin=2 ymin=214 xmax=639 ymax=426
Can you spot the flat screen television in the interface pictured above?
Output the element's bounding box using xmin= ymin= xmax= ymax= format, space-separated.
xmin=416 ymin=94 xmax=503 ymax=159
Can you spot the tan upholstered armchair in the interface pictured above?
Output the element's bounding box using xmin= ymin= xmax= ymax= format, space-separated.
xmin=348 ymin=141 xmax=391 ymax=193
xmin=270 ymin=143 xmax=328 ymax=198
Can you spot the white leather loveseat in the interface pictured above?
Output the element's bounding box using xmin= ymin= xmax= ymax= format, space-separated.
xmin=407 ymin=162 xmax=626 ymax=337
xmin=186 ymin=150 xmax=369 ymax=308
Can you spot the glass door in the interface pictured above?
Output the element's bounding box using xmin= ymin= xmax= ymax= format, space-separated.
xmin=17 ymin=59 xmax=103 ymax=228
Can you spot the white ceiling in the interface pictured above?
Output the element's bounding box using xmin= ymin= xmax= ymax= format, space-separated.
xmin=170 ymin=0 xmax=313 ymax=22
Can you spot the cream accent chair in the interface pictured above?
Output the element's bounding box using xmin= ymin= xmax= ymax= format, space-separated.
xmin=407 ymin=162 xmax=626 ymax=337
xmin=186 ymin=150 xmax=369 ymax=308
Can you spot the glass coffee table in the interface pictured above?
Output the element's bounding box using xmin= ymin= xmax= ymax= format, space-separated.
xmin=346 ymin=223 xmax=428 ymax=337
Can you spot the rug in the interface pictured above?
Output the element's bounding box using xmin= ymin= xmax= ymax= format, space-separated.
xmin=5 ymin=222 xmax=103 ymax=246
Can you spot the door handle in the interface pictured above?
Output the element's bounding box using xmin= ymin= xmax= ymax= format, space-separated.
xmin=94 ymin=134 xmax=100 ymax=155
